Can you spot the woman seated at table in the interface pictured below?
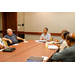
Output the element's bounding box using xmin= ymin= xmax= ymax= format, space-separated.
xmin=40 ymin=27 xmax=51 ymax=41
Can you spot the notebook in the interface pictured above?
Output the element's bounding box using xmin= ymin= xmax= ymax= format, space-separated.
xmin=26 ymin=60 xmax=42 ymax=62
xmin=39 ymin=40 xmax=47 ymax=43
xmin=27 ymin=56 xmax=44 ymax=62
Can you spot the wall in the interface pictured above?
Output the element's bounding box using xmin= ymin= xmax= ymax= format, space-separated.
xmin=17 ymin=12 xmax=25 ymax=31
xmin=24 ymin=12 xmax=75 ymax=33
xmin=0 ymin=12 xmax=2 ymax=38
xmin=18 ymin=12 xmax=75 ymax=41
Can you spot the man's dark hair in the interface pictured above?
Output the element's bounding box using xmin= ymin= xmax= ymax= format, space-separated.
xmin=63 ymin=31 xmax=70 ymax=39
xmin=44 ymin=27 xmax=48 ymax=31
xmin=66 ymin=34 xmax=75 ymax=43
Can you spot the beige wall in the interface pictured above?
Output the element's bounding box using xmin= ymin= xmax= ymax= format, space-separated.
xmin=24 ymin=12 xmax=75 ymax=33
xmin=17 ymin=12 xmax=25 ymax=31
xmin=0 ymin=33 xmax=2 ymax=38
xmin=18 ymin=12 xmax=75 ymax=41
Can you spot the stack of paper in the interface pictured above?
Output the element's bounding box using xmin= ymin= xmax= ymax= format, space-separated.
xmin=48 ymin=45 xmax=58 ymax=49
xmin=35 ymin=40 xmax=46 ymax=43
xmin=0 ymin=49 xmax=3 ymax=51
xmin=39 ymin=40 xmax=47 ymax=42
xmin=47 ymin=41 xmax=54 ymax=44
xmin=24 ymin=41 xmax=28 ymax=43
xmin=35 ymin=40 xmax=47 ymax=43
xmin=47 ymin=41 xmax=59 ymax=44
xmin=35 ymin=40 xmax=39 ymax=43
xmin=42 ymin=56 xmax=48 ymax=61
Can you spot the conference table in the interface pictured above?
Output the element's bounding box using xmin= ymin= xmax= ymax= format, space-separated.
xmin=0 ymin=40 xmax=58 ymax=62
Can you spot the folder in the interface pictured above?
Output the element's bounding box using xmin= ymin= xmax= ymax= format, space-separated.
xmin=27 ymin=56 xmax=44 ymax=62
xmin=26 ymin=60 xmax=42 ymax=62
xmin=39 ymin=40 xmax=47 ymax=43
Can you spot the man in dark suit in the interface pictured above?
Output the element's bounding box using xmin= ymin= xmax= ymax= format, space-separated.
xmin=52 ymin=33 xmax=75 ymax=62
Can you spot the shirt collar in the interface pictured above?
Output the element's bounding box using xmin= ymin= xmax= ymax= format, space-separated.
xmin=43 ymin=33 xmax=48 ymax=35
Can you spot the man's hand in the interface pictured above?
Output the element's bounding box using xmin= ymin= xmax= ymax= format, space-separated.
xmin=9 ymin=39 xmax=12 ymax=43
xmin=23 ymin=39 xmax=25 ymax=42
xmin=40 ymin=37 xmax=44 ymax=40
xmin=0 ymin=44 xmax=5 ymax=49
xmin=54 ymin=38 xmax=59 ymax=42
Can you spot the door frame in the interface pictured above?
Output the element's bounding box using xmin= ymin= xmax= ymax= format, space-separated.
xmin=2 ymin=12 xmax=17 ymax=37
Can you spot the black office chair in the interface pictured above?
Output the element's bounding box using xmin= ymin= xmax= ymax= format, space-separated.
xmin=18 ymin=34 xmax=25 ymax=43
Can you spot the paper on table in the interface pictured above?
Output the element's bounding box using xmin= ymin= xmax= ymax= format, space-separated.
xmin=35 ymin=40 xmax=43 ymax=43
xmin=39 ymin=40 xmax=47 ymax=42
xmin=48 ymin=45 xmax=58 ymax=49
xmin=0 ymin=49 xmax=3 ymax=51
xmin=35 ymin=40 xmax=47 ymax=43
xmin=35 ymin=40 xmax=39 ymax=43
xmin=47 ymin=41 xmax=59 ymax=44
xmin=42 ymin=56 xmax=48 ymax=60
xmin=13 ymin=44 xmax=19 ymax=45
xmin=47 ymin=41 xmax=54 ymax=44
xmin=24 ymin=41 xmax=28 ymax=43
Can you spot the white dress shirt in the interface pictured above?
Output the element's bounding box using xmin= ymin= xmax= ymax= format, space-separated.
xmin=59 ymin=40 xmax=69 ymax=52
xmin=0 ymin=38 xmax=5 ymax=46
xmin=40 ymin=33 xmax=51 ymax=41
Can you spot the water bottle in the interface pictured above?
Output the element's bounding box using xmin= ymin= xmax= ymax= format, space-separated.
xmin=45 ymin=42 xmax=48 ymax=48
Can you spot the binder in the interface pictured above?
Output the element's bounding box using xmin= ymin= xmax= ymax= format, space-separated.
xmin=27 ymin=56 xmax=44 ymax=62
xmin=26 ymin=60 xmax=42 ymax=62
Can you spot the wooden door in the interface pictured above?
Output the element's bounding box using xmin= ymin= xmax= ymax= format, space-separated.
xmin=2 ymin=12 xmax=17 ymax=36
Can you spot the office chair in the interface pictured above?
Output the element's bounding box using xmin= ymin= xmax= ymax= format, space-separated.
xmin=3 ymin=40 xmax=8 ymax=47
xmin=50 ymin=37 xmax=53 ymax=41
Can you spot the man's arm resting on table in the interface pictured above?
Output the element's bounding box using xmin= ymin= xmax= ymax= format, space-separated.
xmin=17 ymin=37 xmax=25 ymax=41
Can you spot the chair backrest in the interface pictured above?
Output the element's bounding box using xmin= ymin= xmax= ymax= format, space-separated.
xmin=50 ymin=37 xmax=53 ymax=41
xmin=2 ymin=40 xmax=8 ymax=47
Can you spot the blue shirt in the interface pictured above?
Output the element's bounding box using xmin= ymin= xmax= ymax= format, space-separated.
xmin=59 ymin=39 xmax=63 ymax=44
xmin=4 ymin=34 xmax=18 ymax=46
xmin=40 ymin=33 xmax=51 ymax=41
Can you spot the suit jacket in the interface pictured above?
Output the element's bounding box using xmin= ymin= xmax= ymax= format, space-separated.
xmin=52 ymin=44 xmax=75 ymax=62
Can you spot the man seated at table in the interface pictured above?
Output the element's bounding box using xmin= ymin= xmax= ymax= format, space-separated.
xmin=2 ymin=28 xmax=25 ymax=46
xmin=40 ymin=27 xmax=51 ymax=41
xmin=52 ymin=33 xmax=75 ymax=62
xmin=54 ymin=29 xmax=67 ymax=44
xmin=59 ymin=31 xmax=70 ymax=52
xmin=0 ymin=38 xmax=5 ymax=49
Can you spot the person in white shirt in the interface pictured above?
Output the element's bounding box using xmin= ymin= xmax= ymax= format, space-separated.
xmin=0 ymin=38 xmax=5 ymax=49
xmin=59 ymin=31 xmax=70 ymax=52
xmin=40 ymin=27 xmax=51 ymax=41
